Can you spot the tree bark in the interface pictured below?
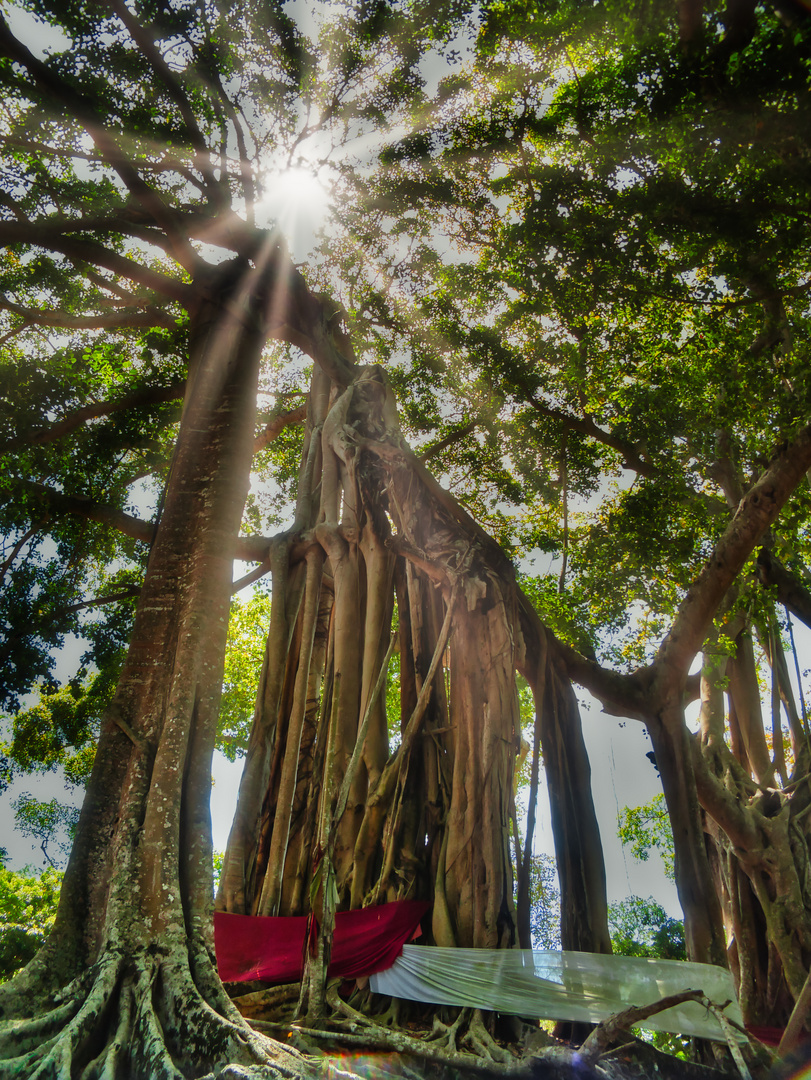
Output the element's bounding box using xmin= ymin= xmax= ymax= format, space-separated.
xmin=0 ymin=262 xmax=301 ymax=1078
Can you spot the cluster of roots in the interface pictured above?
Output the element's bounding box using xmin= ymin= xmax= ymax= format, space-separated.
xmin=225 ymin=978 xmax=776 ymax=1080
xmin=0 ymin=947 xmax=302 ymax=1080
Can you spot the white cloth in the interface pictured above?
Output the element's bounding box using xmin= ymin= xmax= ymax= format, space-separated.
xmin=369 ymin=945 xmax=743 ymax=1042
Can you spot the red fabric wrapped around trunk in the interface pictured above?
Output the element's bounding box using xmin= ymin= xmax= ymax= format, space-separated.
xmin=214 ymin=900 xmax=430 ymax=983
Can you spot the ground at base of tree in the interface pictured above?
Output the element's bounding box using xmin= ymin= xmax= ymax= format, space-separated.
xmin=206 ymin=1036 xmax=773 ymax=1080
xmin=221 ymin=989 xmax=776 ymax=1080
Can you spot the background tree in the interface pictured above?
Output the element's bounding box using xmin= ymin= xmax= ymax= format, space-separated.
xmin=0 ymin=858 xmax=61 ymax=984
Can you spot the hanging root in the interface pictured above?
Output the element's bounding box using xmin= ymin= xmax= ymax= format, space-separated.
xmin=0 ymin=948 xmax=304 ymax=1080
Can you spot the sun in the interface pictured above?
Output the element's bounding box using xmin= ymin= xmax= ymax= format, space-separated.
xmin=255 ymin=166 xmax=332 ymax=258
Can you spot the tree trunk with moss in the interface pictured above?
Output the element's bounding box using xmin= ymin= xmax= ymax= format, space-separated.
xmin=688 ymin=622 xmax=811 ymax=1027
xmin=563 ymin=428 xmax=811 ymax=1031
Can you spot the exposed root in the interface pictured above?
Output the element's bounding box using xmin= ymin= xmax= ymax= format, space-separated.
xmin=0 ymin=996 xmax=84 ymax=1056
xmin=424 ymin=1008 xmax=469 ymax=1052
xmin=1 ymin=949 xmax=124 ymax=1080
xmin=460 ymin=1010 xmax=515 ymax=1065
xmin=369 ymin=997 xmax=401 ymax=1028
xmin=79 ymin=971 xmax=135 ymax=1080
xmin=249 ymin=1017 xmax=515 ymax=1074
xmin=325 ymin=982 xmax=377 ymax=1028
xmin=231 ymin=984 xmax=301 ymax=1021
xmin=0 ymin=947 xmax=304 ymax=1080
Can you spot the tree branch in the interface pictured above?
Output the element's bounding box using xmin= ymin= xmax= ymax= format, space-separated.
xmin=18 ymin=481 xmax=155 ymax=544
xmin=0 ymin=523 xmax=41 ymax=584
xmin=514 ymin=378 xmax=658 ymax=478
xmin=0 ymin=221 xmax=194 ymax=305
xmin=14 ymin=479 xmax=274 ymax=562
xmin=0 ymin=380 xmax=186 ymax=454
xmin=417 ymin=420 xmax=479 ymax=462
xmin=59 ymin=586 xmax=141 ymax=615
xmin=105 ymin=0 xmax=219 ymax=194
xmin=656 ymin=424 xmax=811 ymax=679
xmin=253 ymin=404 xmax=307 ymax=452
xmin=533 ymin=401 xmax=656 ymax=477
xmin=1 ymin=133 xmax=206 ymax=189
xmin=0 ymin=15 xmax=204 ymax=274
xmin=516 ymin=589 xmax=653 ymax=721
xmin=0 ymin=295 xmax=177 ymax=334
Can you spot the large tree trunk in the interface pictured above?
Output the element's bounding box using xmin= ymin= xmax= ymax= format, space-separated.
xmin=635 ymin=605 xmax=811 ymax=1029
xmin=516 ymin=601 xmax=611 ymax=955
xmin=218 ymin=362 xmax=611 ymax=1018
xmin=0 ymin=263 xmax=301 ymax=1079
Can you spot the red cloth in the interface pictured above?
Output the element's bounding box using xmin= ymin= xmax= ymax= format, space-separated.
xmin=745 ymin=1025 xmax=784 ymax=1047
xmin=214 ymin=900 xmax=430 ymax=983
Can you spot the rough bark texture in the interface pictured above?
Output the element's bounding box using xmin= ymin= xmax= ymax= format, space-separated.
xmin=0 ymin=263 xmax=303 ymax=1078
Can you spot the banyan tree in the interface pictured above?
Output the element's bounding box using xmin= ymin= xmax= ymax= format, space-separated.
xmin=216 ymin=352 xmax=613 ymax=1015
xmin=5 ymin=0 xmax=811 ymax=1072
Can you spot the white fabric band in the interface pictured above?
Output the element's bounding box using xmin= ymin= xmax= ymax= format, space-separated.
xmin=369 ymin=945 xmax=743 ymax=1042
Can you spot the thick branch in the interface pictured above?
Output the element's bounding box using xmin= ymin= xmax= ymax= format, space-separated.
xmin=417 ymin=420 xmax=479 ymax=462
xmin=756 ymin=547 xmax=811 ymax=630
xmin=580 ymin=990 xmax=708 ymax=1061
xmin=656 ymin=424 xmax=811 ymax=678
xmin=689 ymin=738 xmax=762 ymax=855
xmin=169 ymin=216 xmax=357 ymax=385
xmin=15 ymin=479 xmax=273 ymax=561
xmin=253 ymin=405 xmax=307 ymax=452
xmin=60 ymin=587 xmax=141 ymax=615
xmin=517 ymin=589 xmax=653 ymax=720
xmin=18 ymin=481 xmax=155 ymax=544
xmin=517 ymin=382 xmax=657 ymax=478
xmin=0 ymin=380 xmax=185 ymax=454
xmin=269 ymin=272 xmax=356 ymax=386
xmin=0 ymin=222 xmax=193 ymax=306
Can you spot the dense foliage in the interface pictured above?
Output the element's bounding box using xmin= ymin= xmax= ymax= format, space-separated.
xmin=0 ymin=859 xmax=61 ymax=983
